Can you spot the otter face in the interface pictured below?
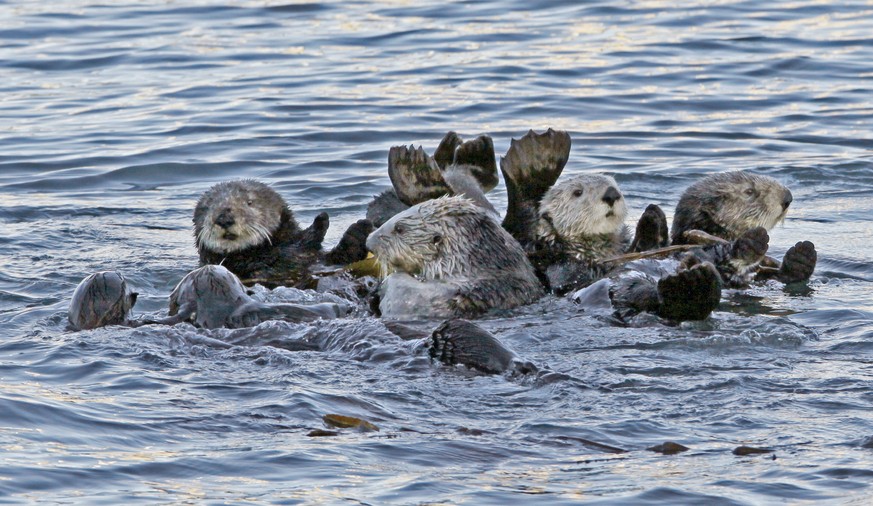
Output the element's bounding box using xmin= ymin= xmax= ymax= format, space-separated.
xmin=194 ymin=180 xmax=286 ymax=254
xmin=68 ymin=271 xmax=137 ymax=330
xmin=688 ymin=171 xmax=791 ymax=240
xmin=366 ymin=196 xmax=491 ymax=280
xmin=537 ymin=174 xmax=628 ymax=242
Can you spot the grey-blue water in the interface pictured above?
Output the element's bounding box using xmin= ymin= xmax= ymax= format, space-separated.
xmin=1 ymin=1 xmax=872 ymax=504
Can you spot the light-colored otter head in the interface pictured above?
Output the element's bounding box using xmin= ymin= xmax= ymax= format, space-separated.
xmin=366 ymin=196 xmax=517 ymax=281
xmin=194 ymin=180 xmax=287 ymax=254
xmin=68 ymin=271 xmax=137 ymax=330
xmin=536 ymin=174 xmax=628 ymax=243
xmin=671 ymin=171 xmax=792 ymax=243
xmin=168 ymin=265 xmax=252 ymax=328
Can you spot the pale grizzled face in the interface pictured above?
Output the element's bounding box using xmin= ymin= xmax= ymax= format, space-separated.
xmin=705 ymin=172 xmax=792 ymax=238
xmin=537 ymin=174 xmax=628 ymax=240
xmin=194 ymin=180 xmax=285 ymax=254
xmin=366 ymin=196 xmax=480 ymax=280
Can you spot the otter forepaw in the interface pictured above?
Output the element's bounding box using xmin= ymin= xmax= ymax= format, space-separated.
xmin=657 ymin=262 xmax=722 ymax=321
xmin=778 ymin=241 xmax=816 ymax=284
xmin=298 ymin=212 xmax=330 ymax=251
xmin=324 ymin=219 xmax=375 ymax=266
xmin=428 ymin=319 xmax=515 ymax=375
xmin=731 ymin=226 xmax=769 ymax=265
xmin=629 ymin=204 xmax=669 ymax=252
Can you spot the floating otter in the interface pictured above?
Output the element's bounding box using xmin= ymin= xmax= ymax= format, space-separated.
xmin=670 ymin=171 xmax=816 ymax=284
xmin=68 ymin=271 xmax=138 ymax=330
xmin=166 ymin=265 xmax=347 ymax=329
xmin=68 ymin=265 xmax=347 ymax=331
xmin=194 ymin=179 xmax=373 ymax=288
xmin=366 ymin=196 xmax=543 ymax=320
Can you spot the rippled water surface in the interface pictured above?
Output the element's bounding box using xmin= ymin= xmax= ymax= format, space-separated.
xmin=2 ymin=1 xmax=872 ymax=504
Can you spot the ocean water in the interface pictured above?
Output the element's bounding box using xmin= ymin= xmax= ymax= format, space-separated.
xmin=1 ymin=0 xmax=872 ymax=504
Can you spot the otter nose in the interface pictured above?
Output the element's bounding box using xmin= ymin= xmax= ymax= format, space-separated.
xmin=782 ymin=189 xmax=793 ymax=211
xmin=602 ymin=187 xmax=621 ymax=207
xmin=215 ymin=210 xmax=235 ymax=229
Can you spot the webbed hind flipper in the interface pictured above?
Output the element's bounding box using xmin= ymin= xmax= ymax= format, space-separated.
xmin=297 ymin=212 xmax=330 ymax=251
xmin=500 ymin=128 xmax=571 ymax=246
xmin=388 ymin=145 xmax=448 ymax=206
xmin=450 ymin=134 xmax=498 ymax=193
xmin=324 ymin=219 xmax=374 ymax=265
xmin=629 ymin=204 xmax=669 ymax=252
xmin=428 ymin=319 xmax=516 ymax=374
xmin=432 ymin=131 xmax=463 ymax=169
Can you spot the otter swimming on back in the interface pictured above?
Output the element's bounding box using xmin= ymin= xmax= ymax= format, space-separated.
xmin=194 ymin=179 xmax=372 ymax=288
xmin=366 ymin=195 xmax=543 ymax=320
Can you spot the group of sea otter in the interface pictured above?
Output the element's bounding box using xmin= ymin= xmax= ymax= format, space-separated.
xmin=68 ymin=128 xmax=816 ymax=373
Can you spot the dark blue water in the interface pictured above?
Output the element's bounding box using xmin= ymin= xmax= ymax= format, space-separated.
xmin=1 ymin=1 xmax=872 ymax=504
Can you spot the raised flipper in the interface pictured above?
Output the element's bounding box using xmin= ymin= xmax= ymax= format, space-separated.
xmin=432 ymin=131 xmax=463 ymax=170
xmin=629 ymin=204 xmax=669 ymax=252
xmin=500 ymin=128 xmax=571 ymax=246
xmin=776 ymin=241 xmax=816 ymax=284
xmin=297 ymin=212 xmax=330 ymax=251
xmin=388 ymin=145 xmax=447 ymax=206
xmin=428 ymin=319 xmax=517 ymax=374
xmin=442 ymin=164 xmax=498 ymax=216
xmin=656 ymin=262 xmax=722 ymax=321
xmin=450 ymin=134 xmax=498 ymax=193
xmin=324 ymin=219 xmax=374 ymax=265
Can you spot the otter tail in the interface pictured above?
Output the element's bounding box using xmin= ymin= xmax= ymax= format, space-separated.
xmin=500 ymin=128 xmax=571 ymax=246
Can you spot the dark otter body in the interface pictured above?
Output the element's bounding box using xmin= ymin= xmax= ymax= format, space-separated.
xmin=670 ymin=171 xmax=816 ymax=284
xmin=194 ymin=179 xmax=372 ymax=288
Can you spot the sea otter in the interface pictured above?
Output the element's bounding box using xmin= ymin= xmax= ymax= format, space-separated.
xmin=670 ymin=171 xmax=816 ymax=284
xmin=68 ymin=266 xmax=347 ymax=331
xmin=166 ymin=265 xmax=347 ymax=329
xmin=366 ymin=195 xmax=543 ymax=320
xmin=68 ymin=271 xmax=138 ymax=330
xmin=193 ymin=179 xmax=373 ymax=288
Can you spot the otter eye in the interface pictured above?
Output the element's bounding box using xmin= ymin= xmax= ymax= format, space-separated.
xmin=744 ymin=188 xmax=756 ymax=197
xmin=393 ymin=224 xmax=404 ymax=235
xmin=247 ymin=200 xmax=254 ymax=206
xmin=433 ymin=234 xmax=442 ymax=244
xmin=572 ymin=189 xmax=583 ymax=197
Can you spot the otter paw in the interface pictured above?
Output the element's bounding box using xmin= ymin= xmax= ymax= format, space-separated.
xmin=325 ymin=219 xmax=375 ymax=265
xmin=657 ymin=262 xmax=722 ymax=321
xmin=630 ymin=204 xmax=669 ymax=252
xmin=731 ymin=226 xmax=769 ymax=265
xmin=428 ymin=319 xmax=515 ymax=375
xmin=778 ymin=241 xmax=816 ymax=283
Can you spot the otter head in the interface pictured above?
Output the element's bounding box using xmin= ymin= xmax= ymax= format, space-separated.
xmin=366 ymin=196 xmax=498 ymax=280
xmin=194 ymin=180 xmax=288 ymax=255
xmin=671 ymin=171 xmax=792 ymax=243
xmin=68 ymin=271 xmax=137 ymax=330
xmin=168 ymin=265 xmax=251 ymax=328
xmin=536 ymin=174 xmax=628 ymax=244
